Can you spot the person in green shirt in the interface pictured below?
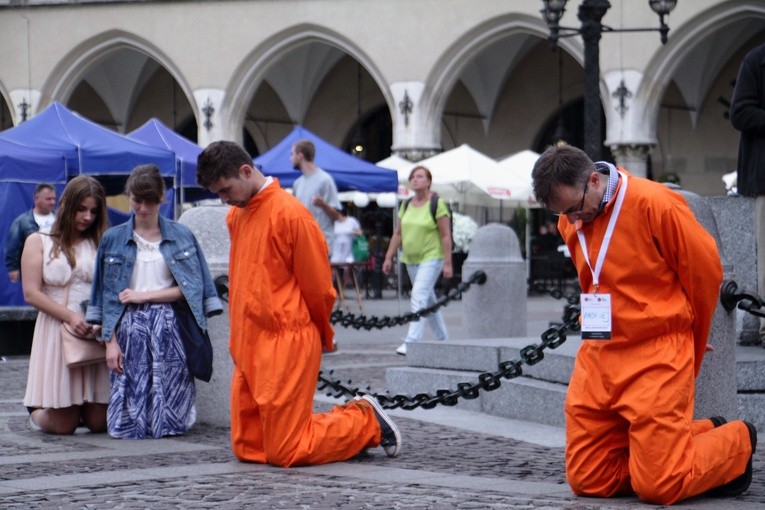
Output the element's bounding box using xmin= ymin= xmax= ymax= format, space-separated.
xmin=383 ymin=166 xmax=452 ymax=355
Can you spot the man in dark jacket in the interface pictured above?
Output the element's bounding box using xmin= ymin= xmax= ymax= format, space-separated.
xmin=3 ymin=183 xmax=56 ymax=283
xmin=731 ymin=43 xmax=765 ymax=343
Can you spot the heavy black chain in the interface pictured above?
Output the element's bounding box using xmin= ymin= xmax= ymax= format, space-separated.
xmin=529 ymin=281 xmax=581 ymax=305
xmin=720 ymin=279 xmax=765 ymax=318
xmin=317 ymin=303 xmax=581 ymax=410
xmin=330 ymin=270 xmax=487 ymax=330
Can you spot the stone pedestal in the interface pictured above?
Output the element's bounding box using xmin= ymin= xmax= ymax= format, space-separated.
xmin=707 ymin=196 xmax=759 ymax=345
xmin=462 ymin=223 xmax=526 ymax=339
xmin=178 ymin=205 xmax=233 ymax=427
xmin=672 ymin=187 xmax=738 ymax=420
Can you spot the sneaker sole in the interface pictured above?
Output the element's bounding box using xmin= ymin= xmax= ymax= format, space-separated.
xmin=27 ymin=416 xmax=43 ymax=433
xmin=361 ymin=395 xmax=401 ymax=458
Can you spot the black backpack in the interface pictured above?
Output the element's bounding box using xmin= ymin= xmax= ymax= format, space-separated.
xmin=401 ymin=193 xmax=454 ymax=252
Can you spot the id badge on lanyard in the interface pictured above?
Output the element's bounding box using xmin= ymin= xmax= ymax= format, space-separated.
xmin=581 ymin=293 xmax=611 ymax=339
xmin=576 ymin=171 xmax=628 ymax=340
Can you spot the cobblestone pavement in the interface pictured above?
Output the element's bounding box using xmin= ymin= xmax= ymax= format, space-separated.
xmin=0 ymin=294 xmax=762 ymax=509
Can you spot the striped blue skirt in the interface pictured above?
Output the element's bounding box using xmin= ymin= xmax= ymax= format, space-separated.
xmin=108 ymin=303 xmax=196 ymax=439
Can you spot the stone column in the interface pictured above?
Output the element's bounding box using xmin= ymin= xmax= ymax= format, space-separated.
xmin=390 ymin=81 xmax=440 ymax=162
xmin=178 ymin=205 xmax=232 ymax=427
xmin=193 ymin=89 xmax=227 ymax=148
xmin=9 ymin=89 xmax=41 ymax=124
xmin=461 ymin=223 xmax=526 ymax=338
xmin=668 ymin=185 xmax=738 ymax=420
xmin=610 ymin=144 xmax=651 ymax=178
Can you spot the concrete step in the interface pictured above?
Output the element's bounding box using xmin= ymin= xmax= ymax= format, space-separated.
xmin=386 ymin=336 xmax=765 ymax=430
xmin=384 ymin=366 xmax=567 ymax=428
xmin=404 ymin=336 xmax=580 ymax=385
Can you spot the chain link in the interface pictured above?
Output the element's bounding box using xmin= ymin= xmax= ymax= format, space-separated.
xmin=317 ymin=303 xmax=581 ymax=410
xmin=529 ymin=281 xmax=581 ymax=305
xmin=330 ymin=270 xmax=487 ymax=330
xmin=720 ymin=279 xmax=765 ymax=318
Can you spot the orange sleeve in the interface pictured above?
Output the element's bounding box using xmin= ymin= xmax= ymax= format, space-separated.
xmin=291 ymin=216 xmax=336 ymax=351
xmin=655 ymin=195 xmax=723 ymax=376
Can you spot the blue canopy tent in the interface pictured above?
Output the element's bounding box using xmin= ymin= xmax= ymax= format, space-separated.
xmin=253 ymin=126 xmax=398 ymax=192
xmin=128 ymin=119 xmax=214 ymax=203
xmin=0 ymin=139 xmax=67 ymax=305
xmin=0 ymin=103 xmax=177 ymax=221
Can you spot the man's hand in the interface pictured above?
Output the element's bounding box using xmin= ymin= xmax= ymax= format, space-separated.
xmin=8 ymin=270 xmax=19 ymax=283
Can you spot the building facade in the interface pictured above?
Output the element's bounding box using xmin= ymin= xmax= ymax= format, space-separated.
xmin=0 ymin=0 xmax=763 ymax=196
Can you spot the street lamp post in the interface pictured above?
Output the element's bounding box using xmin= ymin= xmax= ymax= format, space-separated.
xmin=540 ymin=0 xmax=677 ymax=161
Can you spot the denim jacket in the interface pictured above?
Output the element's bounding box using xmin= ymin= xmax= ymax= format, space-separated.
xmin=86 ymin=214 xmax=223 ymax=342
xmin=4 ymin=209 xmax=39 ymax=272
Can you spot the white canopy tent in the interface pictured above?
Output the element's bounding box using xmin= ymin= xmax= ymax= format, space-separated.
xmin=377 ymin=154 xmax=415 ymax=200
xmin=495 ymin=150 xmax=542 ymax=282
xmin=487 ymin=150 xmax=539 ymax=208
xmin=401 ymin=144 xmax=500 ymax=207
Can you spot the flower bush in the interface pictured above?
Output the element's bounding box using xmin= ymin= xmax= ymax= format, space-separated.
xmin=452 ymin=212 xmax=478 ymax=252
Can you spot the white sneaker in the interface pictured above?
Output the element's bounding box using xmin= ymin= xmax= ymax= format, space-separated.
xmin=395 ymin=342 xmax=407 ymax=355
xmin=27 ymin=415 xmax=43 ymax=432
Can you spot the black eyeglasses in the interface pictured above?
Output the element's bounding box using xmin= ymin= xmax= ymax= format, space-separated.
xmin=552 ymin=179 xmax=588 ymax=217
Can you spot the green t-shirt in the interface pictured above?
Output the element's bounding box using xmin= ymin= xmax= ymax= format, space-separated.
xmin=398 ymin=198 xmax=450 ymax=264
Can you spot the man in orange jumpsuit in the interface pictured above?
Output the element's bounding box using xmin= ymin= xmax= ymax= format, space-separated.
xmin=197 ymin=141 xmax=400 ymax=467
xmin=531 ymin=143 xmax=756 ymax=505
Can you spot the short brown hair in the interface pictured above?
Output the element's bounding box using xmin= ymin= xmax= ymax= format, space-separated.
xmin=531 ymin=143 xmax=594 ymax=208
xmin=34 ymin=183 xmax=55 ymax=196
xmin=197 ymin=141 xmax=252 ymax=188
xmin=408 ymin=165 xmax=433 ymax=188
xmin=125 ymin=164 xmax=166 ymax=203
xmin=293 ymin=139 xmax=315 ymax=162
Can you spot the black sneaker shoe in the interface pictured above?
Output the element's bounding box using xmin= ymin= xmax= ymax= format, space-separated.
xmin=708 ymin=421 xmax=757 ymax=497
xmin=709 ymin=416 xmax=727 ymax=428
xmin=361 ymin=395 xmax=401 ymax=457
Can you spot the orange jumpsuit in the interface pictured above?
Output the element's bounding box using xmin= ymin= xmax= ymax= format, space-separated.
xmin=226 ymin=179 xmax=380 ymax=467
xmin=560 ymin=170 xmax=752 ymax=504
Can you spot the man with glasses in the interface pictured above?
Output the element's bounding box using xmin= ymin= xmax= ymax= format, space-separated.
xmin=531 ymin=143 xmax=756 ymax=504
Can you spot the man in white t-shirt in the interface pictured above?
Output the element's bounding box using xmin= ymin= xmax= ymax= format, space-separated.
xmin=4 ymin=183 xmax=56 ymax=283
xmin=290 ymin=139 xmax=342 ymax=251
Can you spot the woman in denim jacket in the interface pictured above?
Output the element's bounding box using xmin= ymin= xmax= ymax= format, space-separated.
xmin=87 ymin=165 xmax=222 ymax=438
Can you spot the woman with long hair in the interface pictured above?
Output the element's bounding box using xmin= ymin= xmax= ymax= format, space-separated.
xmin=22 ymin=175 xmax=110 ymax=434
xmin=87 ymin=164 xmax=222 ymax=438
xmin=382 ymin=165 xmax=452 ymax=355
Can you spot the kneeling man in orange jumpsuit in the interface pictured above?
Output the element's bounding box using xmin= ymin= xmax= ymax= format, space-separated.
xmin=532 ymin=143 xmax=756 ymax=505
xmin=197 ymin=141 xmax=400 ymax=467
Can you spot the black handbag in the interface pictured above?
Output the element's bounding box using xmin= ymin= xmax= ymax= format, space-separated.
xmin=172 ymin=299 xmax=213 ymax=382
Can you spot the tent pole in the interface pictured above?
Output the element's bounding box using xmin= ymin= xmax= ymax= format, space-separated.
xmin=525 ymin=206 xmax=531 ymax=289
xmin=176 ymin=161 xmax=182 ymax=220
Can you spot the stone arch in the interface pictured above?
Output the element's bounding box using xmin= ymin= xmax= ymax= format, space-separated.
xmin=40 ymin=29 xmax=197 ymax=126
xmin=423 ymin=12 xmax=585 ymax=148
xmin=0 ymin=81 xmax=13 ymax=128
xmin=636 ymin=1 xmax=765 ymax=145
xmin=225 ymin=23 xmax=395 ymax=145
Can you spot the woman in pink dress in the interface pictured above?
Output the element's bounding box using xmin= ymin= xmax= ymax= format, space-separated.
xmin=22 ymin=175 xmax=110 ymax=434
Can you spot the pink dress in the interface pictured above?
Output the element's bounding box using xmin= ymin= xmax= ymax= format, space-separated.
xmin=23 ymin=235 xmax=110 ymax=409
